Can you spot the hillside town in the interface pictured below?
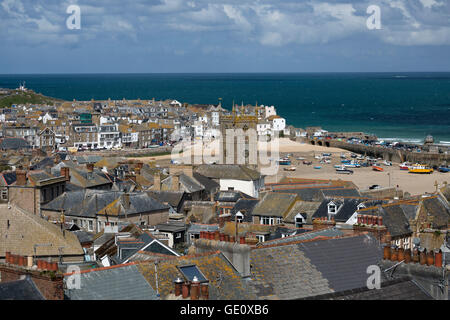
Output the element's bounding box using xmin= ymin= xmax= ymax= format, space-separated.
xmin=0 ymin=92 xmax=449 ymax=301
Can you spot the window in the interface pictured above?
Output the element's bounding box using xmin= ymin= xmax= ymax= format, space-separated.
xmin=178 ymin=265 xmax=208 ymax=282
xmin=295 ymin=213 xmax=304 ymax=228
xmin=256 ymin=235 xmax=265 ymax=243
xmin=1 ymin=188 xmax=8 ymax=200
xmin=328 ymin=204 xmax=336 ymax=214
xmin=175 ymin=233 xmax=182 ymax=239
xmin=88 ymin=220 xmax=93 ymax=231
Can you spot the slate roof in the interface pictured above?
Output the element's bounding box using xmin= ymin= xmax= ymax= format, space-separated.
xmin=284 ymin=201 xmax=321 ymax=224
xmin=420 ymin=196 xmax=450 ymax=229
xmin=0 ymin=204 xmax=84 ymax=258
xmin=137 ymin=251 xmax=257 ymax=300
xmin=320 ymin=188 xmax=362 ymax=199
xmin=301 ymin=277 xmax=433 ymax=300
xmin=0 ymin=276 xmax=44 ymax=300
xmin=231 ymin=199 xmax=260 ymax=223
xmin=0 ymin=137 xmax=30 ymax=150
xmin=147 ymin=191 xmax=185 ymax=209
xmin=215 ymin=190 xmax=256 ymax=203
xmin=0 ymin=171 xmax=16 ymax=186
xmin=313 ymin=198 xmax=385 ymax=223
xmin=252 ymin=192 xmax=298 ymax=218
xmin=192 ymin=172 xmax=219 ymax=193
xmin=97 ymin=193 xmax=169 ymax=217
xmin=259 ymin=227 xmax=344 ymax=247
xmin=161 ymin=173 xmax=204 ymax=193
xmin=272 ymin=187 xmax=344 ymax=201
xmin=187 ymin=223 xmax=219 ymax=234
xmin=42 ymin=189 xmax=122 ymax=218
xmin=195 ymin=164 xmax=261 ymax=181
xmin=64 ymin=264 xmax=159 ymax=300
xmin=249 ymin=234 xmax=383 ymax=299
xmin=358 ymin=203 xmax=413 ymax=238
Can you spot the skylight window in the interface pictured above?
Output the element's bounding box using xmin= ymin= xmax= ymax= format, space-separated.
xmin=177 ymin=265 xmax=208 ymax=282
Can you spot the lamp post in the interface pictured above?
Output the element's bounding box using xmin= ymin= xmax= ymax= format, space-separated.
xmin=387 ymin=172 xmax=391 ymax=187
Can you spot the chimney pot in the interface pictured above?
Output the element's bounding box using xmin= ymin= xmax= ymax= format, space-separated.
xmin=174 ymin=277 xmax=183 ymax=296
xmin=419 ymin=248 xmax=427 ymax=265
xmin=383 ymin=245 xmax=391 ymax=260
xmin=5 ymin=251 xmax=11 ymax=264
xmin=426 ymin=251 xmax=434 ymax=266
xmin=200 ymin=282 xmax=209 ymax=300
xmin=390 ymin=247 xmax=398 ymax=262
xmin=434 ymin=250 xmax=442 ymax=268
xmin=397 ymin=247 xmax=405 ymax=262
xmin=190 ymin=277 xmax=200 ymax=300
xmin=404 ymin=249 xmax=411 ymax=263
xmin=181 ymin=282 xmax=190 ymax=299
xmin=214 ymin=230 xmax=220 ymax=241
xmin=239 ymin=236 xmax=246 ymax=244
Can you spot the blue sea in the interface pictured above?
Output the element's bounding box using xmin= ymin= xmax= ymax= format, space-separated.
xmin=1 ymin=73 xmax=449 ymax=144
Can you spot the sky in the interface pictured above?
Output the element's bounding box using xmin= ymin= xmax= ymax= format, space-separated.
xmin=1 ymin=0 xmax=450 ymax=73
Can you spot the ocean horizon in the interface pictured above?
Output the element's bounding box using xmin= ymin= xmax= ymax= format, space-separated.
xmin=1 ymin=72 xmax=449 ymax=144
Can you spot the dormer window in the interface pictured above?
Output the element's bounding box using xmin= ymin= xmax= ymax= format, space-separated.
xmin=357 ymin=203 xmax=366 ymax=210
xmin=236 ymin=212 xmax=244 ymax=223
xmin=295 ymin=213 xmax=305 ymax=228
xmin=328 ymin=202 xmax=337 ymax=214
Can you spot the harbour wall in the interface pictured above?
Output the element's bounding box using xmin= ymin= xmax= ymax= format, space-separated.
xmin=308 ymin=139 xmax=449 ymax=166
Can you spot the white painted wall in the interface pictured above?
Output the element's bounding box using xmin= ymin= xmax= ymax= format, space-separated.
xmin=219 ymin=179 xmax=262 ymax=198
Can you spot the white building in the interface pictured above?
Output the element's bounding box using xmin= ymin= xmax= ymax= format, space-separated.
xmin=264 ymin=105 xmax=277 ymax=119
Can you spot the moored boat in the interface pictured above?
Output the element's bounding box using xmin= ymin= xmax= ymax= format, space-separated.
xmin=408 ymin=164 xmax=433 ymax=174
xmin=284 ymin=166 xmax=296 ymax=171
xmin=314 ymin=166 xmax=322 ymax=169
xmin=438 ymin=166 xmax=450 ymax=173
xmin=372 ymin=165 xmax=384 ymax=172
xmin=399 ymin=162 xmax=411 ymax=170
xmin=278 ymin=159 xmax=291 ymax=165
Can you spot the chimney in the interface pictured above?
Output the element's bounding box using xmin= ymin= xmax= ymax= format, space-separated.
xmin=200 ymin=282 xmax=209 ymax=300
xmin=60 ymin=167 xmax=70 ymax=182
xmin=86 ymin=163 xmax=94 ymax=172
xmin=172 ymin=173 xmax=180 ymax=191
xmin=218 ymin=213 xmax=231 ymax=228
xmin=0 ymin=264 xmax=64 ymax=300
xmin=123 ymin=193 xmax=130 ymax=210
xmin=15 ymin=169 xmax=27 ymax=186
xmin=174 ymin=277 xmax=183 ymax=297
xmin=153 ymin=173 xmax=161 ymax=191
xmin=181 ymin=281 xmax=190 ymax=299
xmin=190 ymin=276 xmax=200 ymax=300
xmin=193 ymin=239 xmax=251 ymax=277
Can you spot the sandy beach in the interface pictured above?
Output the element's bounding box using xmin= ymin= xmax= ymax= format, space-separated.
xmin=129 ymin=138 xmax=449 ymax=196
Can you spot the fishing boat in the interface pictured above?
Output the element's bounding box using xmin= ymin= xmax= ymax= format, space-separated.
xmin=345 ymin=162 xmax=361 ymax=168
xmin=278 ymin=159 xmax=291 ymax=165
xmin=340 ymin=153 xmax=346 ymax=159
xmin=322 ymin=153 xmax=331 ymax=157
xmin=341 ymin=159 xmax=351 ymax=164
xmin=408 ymin=164 xmax=433 ymax=174
xmin=314 ymin=166 xmax=322 ymax=169
xmin=296 ymin=157 xmax=305 ymax=160
xmin=284 ymin=166 xmax=296 ymax=171
xmin=336 ymin=167 xmax=353 ymax=174
xmin=399 ymin=162 xmax=411 ymax=170
xmin=438 ymin=166 xmax=450 ymax=173
xmin=372 ymin=165 xmax=384 ymax=172
xmin=382 ymin=160 xmax=392 ymax=166
xmin=303 ymin=160 xmax=312 ymax=165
